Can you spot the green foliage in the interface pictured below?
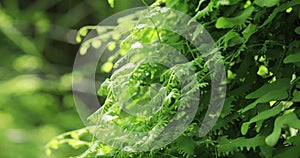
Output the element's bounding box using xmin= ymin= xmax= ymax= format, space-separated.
xmin=216 ymin=6 xmax=254 ymax=29
xmin=283 ymin=49 xmax=300 ymax=63
xmin=254 ymin=0 xmax=280 ymax=8
xmin=0 ymin=1 xmax=88 ymax=157
xmin=0 ymin=0 xmax=151 ymax=157
xmin=48 ymin=0 xmax=300 ymax=157
xmin=108 ymin=0 xmax=115 ymax=8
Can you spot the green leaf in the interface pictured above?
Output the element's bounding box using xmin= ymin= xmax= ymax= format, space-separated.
xmin=246 ymin=78 xmax=290 ymax=99
xmin=284 ymin=53 xmax=300 ymax=64
xmin=79 ymin=44 xmax=88 ymax=55
xmin=292 ymin=91 xmax=300 ymax=102
xmin=295 ymin=26 xmax=300 ymax=35
xmin=242 ymin=24 xmax=257 ymax=40
xmin=76 ymin=35 xmax=82 ymax=43
xmin=217 ymin=135 xmax=266 ymax=156
xmin=216 ymin=6 xmax=254 ymax=29
xmin=220 ymin=31 xmax=245 ymax=48
xmin=241 ymin=122 xmax=251 ymax=135
xmin=241 ymin=103 xmax=283 ymax=135
xmin=67 ymin=140 xmax=89 ymax=149
xmin=175 ymin=136 xmax=195 ymax=157
xmin=274 ymin=135 xmax=300 ymax=158
xmin=47 ymin=139 xmax=59 ymax=149
xmin=228 ymin=0 xmax=240 ymax=5
xmin=260 ymin=0 xmax=300 ymax=28
xmin=255 ymin=120 xmax=264 ymax=133
xmin=260 ymin=145 xmax=274 ymax=158
xmin=107 ymin=0 xmax=114 ymax=8
xmin=254 ymin=89 xmax=288 ymax=105
xmin=97 ymin=79 xmax=111 ymax=96
xmin=70 ymin=132 xmax=79 ymax=140
xmin=254 ymin=0 xmax=280 ymax=7
xmin=228 ymin=36 xmax=244 ymax=47
xmin=91 ymin=41 xmax=101 ymax=49
xmin=273 ymin=146 xmax=300 ymax=158
xmin=257 ymin=65 xmax=268 ymax=77
xmin=101 ymin=62 xmax=113 ymax=73
xmin=266 ymin=112 xmax=300 ymax=146
xmin=241 ymin=90 xmax=288 ymax=113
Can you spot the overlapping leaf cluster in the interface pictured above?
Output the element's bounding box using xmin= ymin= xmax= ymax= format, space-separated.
xmin=47 ymin=0 xmax=300 ymax=157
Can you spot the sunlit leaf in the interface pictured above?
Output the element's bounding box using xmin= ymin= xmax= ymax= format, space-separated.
xmin=257 ymin=65 xmax=268 ymax=77
xmin=107 ymin=0 xmax=114 ymax=8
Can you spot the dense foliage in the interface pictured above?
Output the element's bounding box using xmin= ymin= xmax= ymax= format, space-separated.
xmin=0 ymin=1 xmax=151 ymax=157
xmin=47 ymin=0 xmax=300 ymax=157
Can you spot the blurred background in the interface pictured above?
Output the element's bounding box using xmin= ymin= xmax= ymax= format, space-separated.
xmin=0 ymin=0 xmax=153 ymax=157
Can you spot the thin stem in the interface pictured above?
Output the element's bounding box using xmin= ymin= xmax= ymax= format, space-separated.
xmin=140 ymin=0 xmax=162 ymax=43
xmin=141 ymin=0 xmax=149 ymax=7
